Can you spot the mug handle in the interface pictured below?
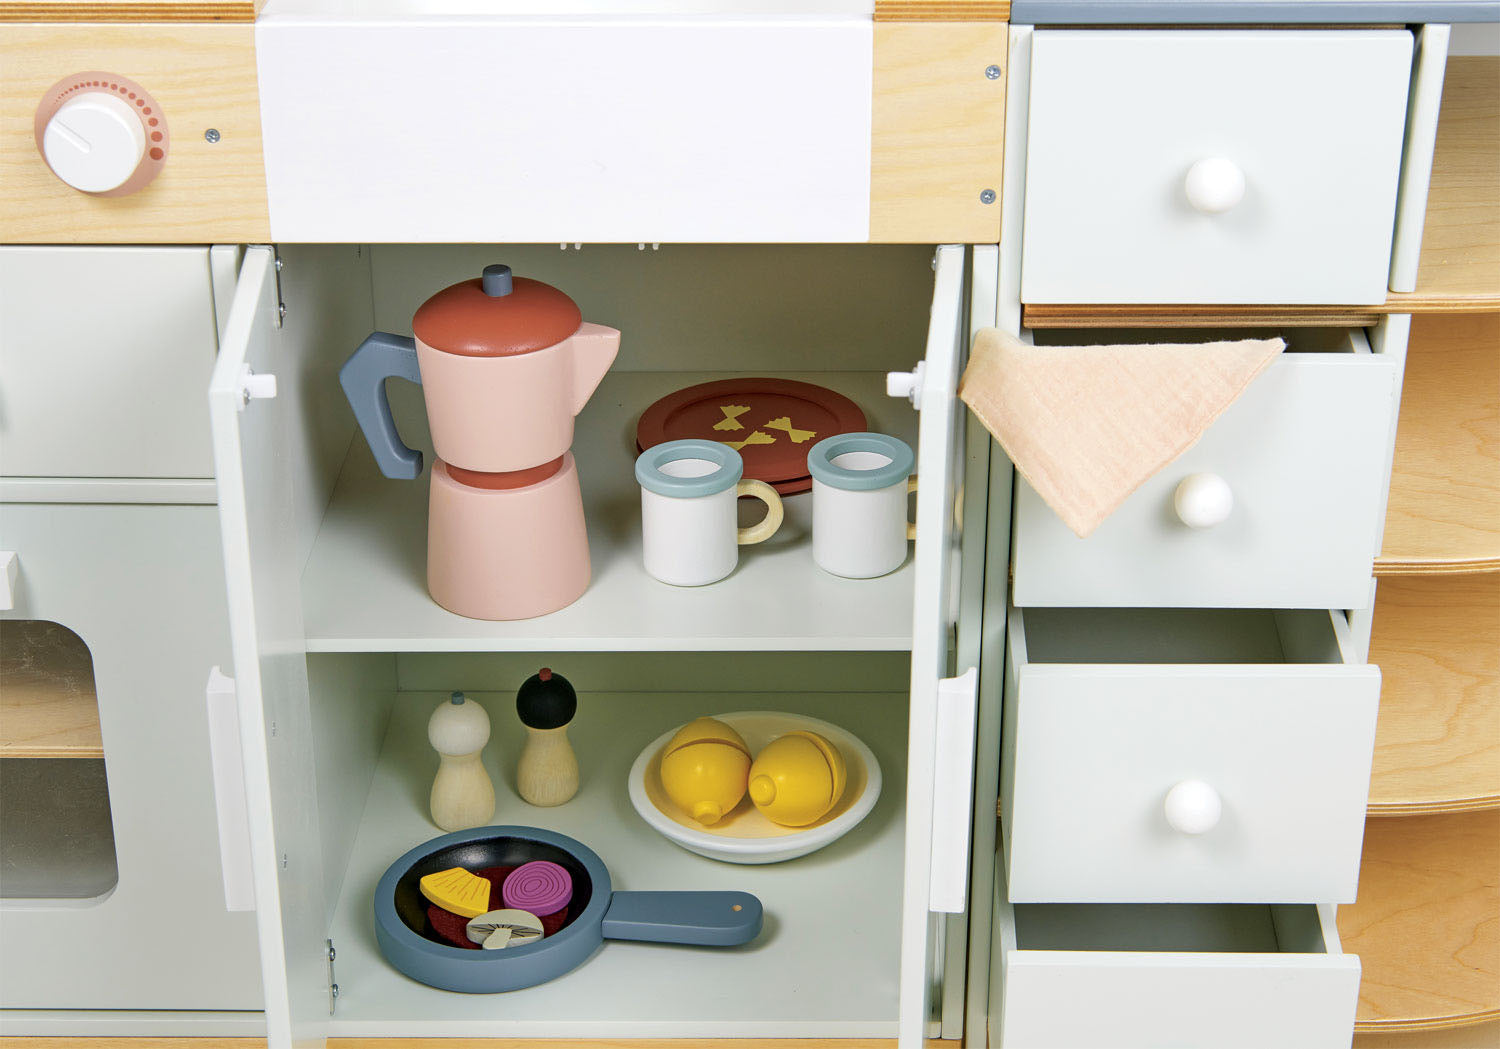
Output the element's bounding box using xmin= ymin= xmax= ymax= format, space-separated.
xmin=906 ymin=475 xmax=919 ymax=540
xmin=735 ymin=480 xmax=784 ymax=545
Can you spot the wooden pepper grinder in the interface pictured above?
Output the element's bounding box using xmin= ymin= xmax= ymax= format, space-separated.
xmin=516 ymin=668 xmax=579 ymax=807
xmin=428 ymin=691 xmax=495 ymax=831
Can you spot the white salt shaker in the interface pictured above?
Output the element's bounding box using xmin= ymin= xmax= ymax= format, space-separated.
xmin=428 ymin=691 xmax=495 ymax=832
xmin=808 ymin=432 xmax=916 ymax=579
xmin=635 ymin=440 xmax=784 ymax=587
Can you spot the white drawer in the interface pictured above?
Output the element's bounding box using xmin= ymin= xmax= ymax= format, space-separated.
xmin=1001 ymin=606 xmax=1379 ymax=904
xmin=1021 ymin=29 xmax=1413 ymax=305
xmin=993 ymin=893 xmax=1361 ymax=1049
xmin=1011 ymin=327 xmax=1400 ymax=610
xmin=0 ymin=247 xmax=218 ymax=480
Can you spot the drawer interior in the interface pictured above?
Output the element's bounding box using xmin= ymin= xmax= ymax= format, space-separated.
xmin=1018 ymin=607 xmax=1352 ymax=666
xmin=1012 ymin=901 xmax=1331 ymax=956
xmin=1030 ymin=326 xmax=1364 ymax=355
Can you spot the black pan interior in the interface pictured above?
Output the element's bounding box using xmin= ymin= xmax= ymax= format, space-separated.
xmin=391 ymin=835 xmax=594 ymax=945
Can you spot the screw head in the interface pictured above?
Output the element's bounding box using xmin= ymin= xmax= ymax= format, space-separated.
xmin=980 ymin=189 xmax=997 ymax=205
xmin=985 ymin=64 xmax=1002 ymax=80
xmin=204 ymin=128 xmax=221 ymax=144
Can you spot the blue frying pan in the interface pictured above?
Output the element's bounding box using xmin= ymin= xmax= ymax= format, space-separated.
xmin=373 ymin=825 xmax=763 ymax=992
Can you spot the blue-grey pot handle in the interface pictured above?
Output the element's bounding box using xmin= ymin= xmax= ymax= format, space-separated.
xmin=339 ymin=332 xmax=423 ymax=480
xmin=601 ymin=891 xmax=762 ymax=947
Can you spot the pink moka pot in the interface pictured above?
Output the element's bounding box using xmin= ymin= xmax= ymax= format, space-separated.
xmin=340 ymin=264 xmax=620 ymax=621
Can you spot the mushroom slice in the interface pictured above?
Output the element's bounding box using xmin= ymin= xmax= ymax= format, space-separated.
xmin=466 ymin=908 xmax=544 ymax=949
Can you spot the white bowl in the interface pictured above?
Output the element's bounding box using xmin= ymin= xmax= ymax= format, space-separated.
xmin=627 ymin=710 xmax=882 ymax=864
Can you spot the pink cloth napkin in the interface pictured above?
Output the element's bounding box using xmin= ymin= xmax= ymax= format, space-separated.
xmin=958 ymin=328 xmax=1284 ymax=537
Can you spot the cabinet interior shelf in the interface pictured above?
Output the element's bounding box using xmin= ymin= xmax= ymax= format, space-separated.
xmin=1384 ymin=56 xmax=1500 ymax=314
xmin=1366 ymin=575 xmax=1500 ymax=817
xmin=0 ymin=620 xmax=103 ymax=759
xmin=321 ymin=688 xmax=908 ymax=1039
xmin=299 ymin=371 xmax=918 ymax=654
xmin=1375 ymin=314 xmax=1500 ymax=576
xmin=1339 ymin=810 xmax=1500 ymax=1033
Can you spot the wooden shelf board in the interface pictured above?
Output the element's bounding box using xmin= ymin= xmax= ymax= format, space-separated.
xmin=1339 ymin=810 xmax=1500 ymax=1032
xmin=1376 ymin=314 xmax=1500 ymax=576
xmin=301 ymin=371 xmax=919 ymax=654
xmin=0 ymin=620 xmax=102 ymax=759
xmin=1366 ymin=575 xmax=1500 ymax=817
xmin=1397 ymin=56 xmax=1500 ymax=311
xmin=323 ymin=689 xmax=908 ymax=1038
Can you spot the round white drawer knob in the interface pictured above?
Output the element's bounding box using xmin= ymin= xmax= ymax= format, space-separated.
xmin=42 ymin=92 xmax=147 ymax=194
xmin=1165 ymin=779 xmax=1222 ymax=835
xmin=1174 ymin=472 xmax=1233 ymax=528
xmin=1184 ymin=157 xmax=1246 ymax=214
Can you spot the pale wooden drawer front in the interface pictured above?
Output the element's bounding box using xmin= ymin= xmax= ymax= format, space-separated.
xmin=1011 ymin=329 xmax=1400 ymax=609
xmin=0 ymin=247 xmax=217 ymax=480
xmin=996 ymin=896 xmax=1361 ymax=1049
xmin=1001 ymin=607 xmax=1379 ymax=904
xmin=1021 ymin=29 xmax=1412 ymax=305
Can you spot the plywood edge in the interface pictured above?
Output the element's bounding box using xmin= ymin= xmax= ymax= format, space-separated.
xmin=1374 ymin=559 xmax=1500 ymax=577
xmin=874 ymin=0 xmax=1009 ymax=20
xmin=1385 ymin=292 xmax=1500 ymax=313
xmin=1355 ymin=1010 xmax=1500 ymax=1034
xmin=1022 ymin=303 xmax=1383 ymax=328
xmin=1368 ymin=796 xmax=1500 ymax=818
xmin=0 ymin=0 xmax=260 ymax=19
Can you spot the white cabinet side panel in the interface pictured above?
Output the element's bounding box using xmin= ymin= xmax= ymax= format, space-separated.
xmin=256 ymin=19 xmax=872 ymax=243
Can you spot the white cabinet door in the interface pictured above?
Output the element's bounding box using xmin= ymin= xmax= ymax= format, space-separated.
xmin=0 ymin=504 xmax=262 ymax=1010
xmin=208 ymin=246 xmax=330 ymax=1048
xmin=897 ymin=244 xmax=984 ymax=1047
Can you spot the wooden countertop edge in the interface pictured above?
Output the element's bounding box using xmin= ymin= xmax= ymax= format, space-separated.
xmin=1368 ymin=796 xmax=1500 ymax=818
xmin=0 ymin=0 xmax=1008 ymax=20
xmin=1374 ymin=559 xmax=1500 ymax=577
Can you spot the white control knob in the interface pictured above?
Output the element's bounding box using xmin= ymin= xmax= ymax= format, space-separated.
xmin=1184 ymin=157 xmax=1246 ymax=214
xmin=1164 ymin=779 xmax=1222 ymax=835
xmin=1174 ymin=472 xmax=1233 ymax=528
xmin=42 ymin=91 xmax=147 ymax=194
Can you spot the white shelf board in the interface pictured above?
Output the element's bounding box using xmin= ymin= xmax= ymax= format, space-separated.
xmin=323 ymin=689 xmax=907 ymax=1038
xmin=301 ymin=371 xmax=919 ymax=652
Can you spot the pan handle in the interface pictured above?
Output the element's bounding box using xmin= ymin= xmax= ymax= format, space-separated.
xmin=601 ymin=891 xmax=762 ymax=947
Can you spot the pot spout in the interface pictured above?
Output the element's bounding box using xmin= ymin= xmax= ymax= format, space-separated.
xmin=568 ymin=321 xmax=621 ymax=415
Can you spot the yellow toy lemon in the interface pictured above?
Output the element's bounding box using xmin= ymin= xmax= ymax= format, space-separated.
xmin=747 ymin=730 xmax=847 ymax=827
xmin=658 ymin=717 xmax=752 ymax=826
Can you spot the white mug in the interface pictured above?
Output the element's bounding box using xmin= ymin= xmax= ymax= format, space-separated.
xmin=636 ymin=440 xmax=784 ymax=587
xmin=808 ymin=433 xmax=916 ymax=579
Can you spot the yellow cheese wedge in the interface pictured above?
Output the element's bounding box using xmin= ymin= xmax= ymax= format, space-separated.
xmin=419 ymin=867 xmax=491 ymax=918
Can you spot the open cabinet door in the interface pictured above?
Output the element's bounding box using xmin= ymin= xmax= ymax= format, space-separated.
xmin=897 ymin=244 xmax=983 ymax=1046
xmin=208 ymin=246 xmax=330 ymax=1048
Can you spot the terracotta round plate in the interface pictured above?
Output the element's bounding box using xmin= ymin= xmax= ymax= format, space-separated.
xmin=636 ymin=378 xmax=866 ymax=496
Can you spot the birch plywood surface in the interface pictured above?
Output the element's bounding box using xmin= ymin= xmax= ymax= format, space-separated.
xmin=1339 ymin=811 xmax=1500 ymax=1032
xmin=0 ymin=24 xmax=268 ymax=243
xmin=869 ymin=22 xmax=1007 ymax=243
xmin=1367 ymin=575 xmax=1500 ymax=816
xmin=0 ymin=619 xmax=102 ymax=759
xmin=1385 ymin=57 xmax=1500 ymax=313
xmin=1377 ymin=314 xmax=1500 ymax=576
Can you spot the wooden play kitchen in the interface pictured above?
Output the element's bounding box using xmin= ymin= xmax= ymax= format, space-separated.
xmin=0 ymin=4 xmax=1496 ymax=1049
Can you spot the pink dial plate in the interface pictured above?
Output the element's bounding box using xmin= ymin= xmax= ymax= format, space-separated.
xmin=34 ymin=71 xmax=170 ymax=197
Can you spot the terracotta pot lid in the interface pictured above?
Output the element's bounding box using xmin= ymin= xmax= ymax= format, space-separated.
xmin=412 ymin=264 xmax=583 ymax=357
xmin=636 ymin=378 xmax=866 ymax=496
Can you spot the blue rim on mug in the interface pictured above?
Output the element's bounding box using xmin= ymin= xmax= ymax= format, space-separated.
xmin=635 ymin=439 xmax=744 ymax=498
xmin=806 ymin=433 xmax=914 ymax=492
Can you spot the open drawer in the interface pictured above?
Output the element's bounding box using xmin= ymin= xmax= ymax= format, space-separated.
xmin=991 ymin=887 xmax=1362 ymax=1049
xmin=1001 ymin=605 xmax=1379 ymax=904
xmin=1011 ymin=326 xmax=1401 ymax=610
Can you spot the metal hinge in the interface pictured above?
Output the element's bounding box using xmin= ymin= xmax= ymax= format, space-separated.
xmin=272 ymin=247 xmax=287 ymax=328
xmin=327 ymin=939 xmax=339 ymax=1013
